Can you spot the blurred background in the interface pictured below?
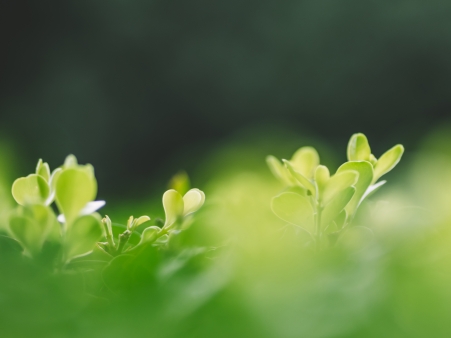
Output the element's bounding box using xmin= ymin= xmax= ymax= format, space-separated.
xmin=1 ymin=0 xmax=451 ymax=199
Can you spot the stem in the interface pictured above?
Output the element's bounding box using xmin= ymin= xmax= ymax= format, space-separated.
xmin=116 ymin=230 xmax=131 ymax=254
xmin=315 ymin=201 xmax=323 ymax=252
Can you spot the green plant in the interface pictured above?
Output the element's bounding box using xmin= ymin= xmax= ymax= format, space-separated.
xmin=267 ymin=133 xmax=404 ymax=250
xmin=6 ymin=155 xmax=205 ymax=269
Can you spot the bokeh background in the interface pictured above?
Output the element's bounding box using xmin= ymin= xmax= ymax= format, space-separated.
xmin=1 ymin=0 xmax=451 ymax=198
xmin=2 ymin=2 xmax=451 ymax=338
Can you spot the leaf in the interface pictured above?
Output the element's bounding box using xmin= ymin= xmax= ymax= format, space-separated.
xmin=183 ymin=189 xmax=205 ymax=216
xmin=373 ymin=144 xmax=404 ymax=182
xmin=361 ymin=180 xmax=386 ymax=201
xmin=9 ymin=205 xmax=56 ymax=255
xmin=283 ymin=160 xmax=316 ymax=195
xmin=266 ymin=155 xmax=294 ymax=186
xmin=334 ymin=209 xmax=347 ymax=230
xmin=322 ymin=170 xmax=358 ymax=205
xmin=337 ymin=161 xmax=373 ymax=217
xmin=169 ymin=171 xmax=191 ymax=195
xmin=321 ymin=187 xmax=355 ymax=228
xmin=347 ymin=133 xmax=371 ymax=161
xmin=271 ymin=192 xmax=315 ymax=233
xmin=64 ymin=214 xmax=103 ymax=261
xmin=137 ymin=226 xmax=161 ymax=246
xmin=12 ymin=174 xmax=50 ymax=206
xmin=162 ymin=189 xmax=184 ymax=228
xmin=55 ymin=168 xmax=97 ymax=226
xmin=314 ymin=165 xmax=330 ymax=195
xmin=290 ymin=146 xmax=320 ymax=178
xmin=35 ymin=159 xmax=50 ymax=182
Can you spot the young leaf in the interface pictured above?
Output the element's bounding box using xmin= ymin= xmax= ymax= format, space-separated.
xmin=337 ymin=161 xmax=373 ymax=217
xmin=373 ymin=144 xmax=404 ymax=182
xmin=137 ymin=226 xmax=161 ymax=246
xmin=290 ymin=146 xmax=320 ymax=178
xmin=347 ymin=133 xmax=371 ymax=161
xmin=12 ymin=174 xmax=50 ymax=206
xmin=271 ymin=192 xmax=315 ymax=233
xmin=322 ymin=170 xmax=358 ymax=205
xmin=314 ymin=165 xmax=330 ymax=195
xmin=169 ymin=171 xmax=191 ymax=195
xmin=266 ymin=155 xmax=294 ymax=186
xmin=36 ymin=159 xmax=50 ymax=182
xmin=321 ymin=187 xmax=355 ymax=228
xmin=163 ymin=189 xmax=184 ymax=228
xmin=283 ymin=160 xmax=316 ymax=196
xmin=64 ymin=214 xmax=103 ymax=261
xmin=183 ymin=189 xmax=205 ymax=216
xmin=55 ymin=168 xmax=97 ymax=226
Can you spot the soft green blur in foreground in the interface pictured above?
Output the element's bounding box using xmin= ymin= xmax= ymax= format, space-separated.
xmin=1 ymin=128 xmax=451 ymax=338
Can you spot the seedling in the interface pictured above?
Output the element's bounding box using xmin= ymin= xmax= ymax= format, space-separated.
xmin=267 ymin=133 xmax=404 ymax=250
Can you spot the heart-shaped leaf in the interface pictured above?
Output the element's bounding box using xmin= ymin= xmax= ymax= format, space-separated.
xmin=373 ymin=144 xmax=404 ymax=182
xmin=290 ymin=146 xmax=320 ymax=178
xmin=337 ymin=161 xmax=373 ymax=217
xmin=321 ymin=187 xmax=355 ymax=228
xmin=64 ymin=214 xmax=103 ymax=262
xmin=322 ymin=170 xmax=358 ymax=205
xmin=183 ymin=189 xmax=205 ymax=216
xmin=162 ymin=189 xmax=184 ymax=229
xmin=12 ymin=174 xmax=50 ymax=206
xmin=283 ymin=160 xmax=316 ymax=195
xmin=271 ymin=192 xmax=314 ymax=233
xmin=55 ymin=168 xmax=97 ymax=226
xmin=347 ymin=133 xmax=371 ymax=161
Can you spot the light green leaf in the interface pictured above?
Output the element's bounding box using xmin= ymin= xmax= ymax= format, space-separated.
xmin=64 ymin=214 xmax=103 ymax=261
xmin=137 ymin=226 xmax=161 ymax=246
xmin=163 ymin=189 xmax=184 ymax=228
xmin=322 ymin=170 xmax=358 ymax=205
xmin=337 ymin=161 xmax=373 ymax=217
xmin=9 ymin=205 xmax=56 ymax=255
xmin=64 ymin=154 xmax=78 ymax=168
xmin=169 ymin=171 xmax=191 ymax=195
xmin=314 ymin=165 xmax=330 ymax=195
xmin=134 ymin=216 xmax=151 ymax=227
xmin=283 ymin=160 xmax=316 ymax=196
xmin=347 ymin=133 xmax=371 ymax=161
xmin=183 ymin=188 xmax=205 ymax=216
xmin=362 ymin=180 xmax=386 ymax=201
xmin=55 ymin=168 xmax=97 ymax=226
xmin=291 ymin=146 xmax=320 ymax=178
xmin=266 ymin=155 xmax=294 ymax=186
xmin=12 ymin=174 xmax=50 ymax=206
xmin=373 ymin=144 xmax=404 ymax=182
xmin=271 ymin=192 xmax=315 ymax=233
xmin=334 ymin=209 xmax=347 ymax=230
xmin=36 ymin=159 xmax=50 ymax=182
xmin=321 ymin=187 xmax=355 ymax=228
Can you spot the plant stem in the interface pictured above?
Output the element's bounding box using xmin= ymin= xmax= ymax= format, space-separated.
xmin=315 ymin=203 xmax=322 ymax=252
xmin=116 ymin=230 xmax=131 ymax=254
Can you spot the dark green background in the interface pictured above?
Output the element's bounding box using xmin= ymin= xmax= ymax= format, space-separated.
xmin=1 ymin=1 xmax=450 ymax=195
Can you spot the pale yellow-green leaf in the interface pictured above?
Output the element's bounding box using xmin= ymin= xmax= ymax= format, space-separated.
xmin=266 ymin=155 xmax=294 ymax=186
xmin=162 ymin=189 xmax=184 ymax=228
xmin=373 ymin=144 xmax=404 ymax=182
xmin=271 ymin=192 xmax=315 ymax=234
xmin=347 ymin=133 xmax=371 ymax=161
xmin=321 ymin=187 xmax=355 ymax=228
xmin=12 ymin=174 xmax=50 ymax=206
xmin=283 ymin=160 xmax=316 ymax=196
xmin=290 ymin=146 xmax=320 ymax=178
xmin=36 ymin=159 xmax=50 ymax=182
xmin=322 ymin=170 xmax=358 ymax=205
xmin=64 ymin=214 xmax=103 ymax=261
xmin=183 ymin=188 xmax=205 ymax=216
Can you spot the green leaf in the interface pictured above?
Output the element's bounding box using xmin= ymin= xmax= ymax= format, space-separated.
xmin=9 ymin=205 xmax=56 ymax=255
xmin=169 ymin=171 xmax=191 ymax=195
xmin=337 ymin=161 xmax=373 ymax=217
xmin=314 ymin=165 xmax=330 ymax=195
xmin=137 ymin=226 xmax=161 ymax=246
xmin=64 ymin=214 xmax=103 ymax=261
xmin=347 ymin=133 xmax=371 ymax=161
xmin=55 ymin=168 xmax=97 ymax=226
xmin=290 ymin=146 xmax=320 ymax=178
xmin=271 ymin=192 xmax=315 ymax=233
xmin=12 ymin=174 xmax=50 ymax=206
xmin=162 ymin=189 xmax=184 ymax=228
xmin=183 ymin=188 xmax=205 ymax=216
xmin=373 ymin=144 xmax=404 ymax=182
xmin=322 ymin=170 xmax=358 ymax=205
xmin=266 ymin=155 xmax=294 ymax=186
xmin=283 ymin=160 xmax=316 ymax=195
xmin=64 ymin=154 xmax=78 ymax=168
xmin=321 ymin=187 xmax=355 ymax=228
xmin=334 ymin=209 xmax=347 ymax=230
xmin=36 ymin=159 xmax=50 ymax=182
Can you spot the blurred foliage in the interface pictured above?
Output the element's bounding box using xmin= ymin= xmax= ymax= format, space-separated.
xmin=0 ymin=127 xmax=451 ymax=337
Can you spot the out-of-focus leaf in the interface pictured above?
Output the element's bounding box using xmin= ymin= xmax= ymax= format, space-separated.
xmin=169 ymin=171 xmax=191 ymax=195
xmin=337 ymin=226 xmax=373 ymax=251
xmin=162 ymin=189 xmax=183 ymax=228
xmin=283 ymin=160 xmax=316 ymax=195
xmin=64 ymin=214 xmax=103 ymax=262
xmin=35 ymin=159 xmax=50 ymax=182
xmin=321 ymin=187 xmax=355 ymax=228
xmin=266 ymin=155 xmax=294 ymax=186
xmin=290 ymin=146 xmax=320 ymax=178
xmin=183 ymin=189 xmax=205 ymax=216
xmin=315 ymin=165 xmax=330 ymax=195
xmin=347 ymin=133 xmax=371 ymax=161
xmin=322 ymin=170 xmax=358 ymax=205
xmin=271 ymin=192 xmax=314 ymax=233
